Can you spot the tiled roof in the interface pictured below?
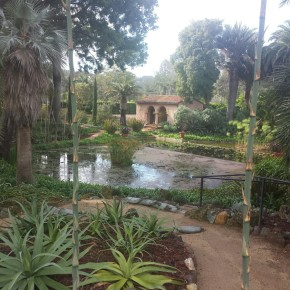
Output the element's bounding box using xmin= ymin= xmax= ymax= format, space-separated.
xmin=137 ymin=95 xmax=184 ymax=105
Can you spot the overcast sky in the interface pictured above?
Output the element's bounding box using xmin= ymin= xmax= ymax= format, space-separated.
xmin=131 ymin=0 xmax=290 ymax=77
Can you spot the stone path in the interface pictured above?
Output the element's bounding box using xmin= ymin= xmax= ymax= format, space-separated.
xmin=62 ymin=200 xmax=290 ymax=290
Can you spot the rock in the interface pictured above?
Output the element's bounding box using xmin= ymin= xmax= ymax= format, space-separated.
xmin=124 ymin=208 xmax=139 ymax=219
xmin=185 ymin=205 xmax=212 ymax=221
xmin=50 ymin=207 xmax=73 ymax=216
xmin=227 ymin=207 xmax=261 ymax=227
xmin=260 ymin=227 xmax=271 ymax=236
xmin=184 ymin=258 xmax=195 ymax=271
xmin=207 ymin=209 xmax=221 ymax=224
xmin=279 ymin=205 xmax=290 ymax=222
xmin=153 ymin=202 xmax=169 ymax=211
xmin=139 ymin=199 xmax=157 ymax=206
xmin=125 ymin=197 xmax=142 ymax=204
xmin=177 ymin=226 xmax=203 ymax=234
xmin=231 ymin=202 xmax=244 ymax=212
xmin=186 ymin=284 xmax=198 ymax=290
xmin=214 ymin=211 xmax=229 ymax=225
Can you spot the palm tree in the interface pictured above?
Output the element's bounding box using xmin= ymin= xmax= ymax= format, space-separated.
xmin=216 ymin=23 xmax=256 ymax=120
xmin=263 ymin=21 xmax=290 ymax=164
xmin=0 ymin=0 xmax=66 ymax=183
xmin=266 ymin=21 xmax=290 ymax=69
xmin=106 ymin=71 xmax=139 ymax=126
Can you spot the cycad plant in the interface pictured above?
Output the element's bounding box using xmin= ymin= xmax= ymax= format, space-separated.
xmin=0 ymin=0 xmax=66 ymax=184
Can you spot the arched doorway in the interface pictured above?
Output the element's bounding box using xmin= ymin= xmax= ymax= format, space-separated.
xmin=148 ymin=106 xmax=155 ymax=124
xmin=158 ymin=106 xmax=167 ymax=123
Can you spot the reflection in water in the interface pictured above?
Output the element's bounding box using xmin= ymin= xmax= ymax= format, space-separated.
xmin=34 ymin=146 xmax=209 ymax=190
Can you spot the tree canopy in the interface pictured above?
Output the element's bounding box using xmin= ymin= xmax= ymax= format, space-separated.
xmin=172 ymin=19 xmax=222 ymax=105
xmin=45 ymin=0 xmax=158 ymax=71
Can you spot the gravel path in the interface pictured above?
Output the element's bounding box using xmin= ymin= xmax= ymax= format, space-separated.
xmin=69 ymin=200 xmax=290 ymax=290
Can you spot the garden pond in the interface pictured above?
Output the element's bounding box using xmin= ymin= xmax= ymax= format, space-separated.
xmin=34 ymin=146 xmax=245 ymax=190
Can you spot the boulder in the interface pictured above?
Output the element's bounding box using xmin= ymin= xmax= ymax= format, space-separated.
xmin=139 ymin=199 xmax=157 ymax=206
xmin=214 ymin=211 xmax=229 ymax=225
xmin=185 ymin=205 xmax=212 ymax=221
xmin=125 ymin=197 xmax=142 ymax=204
xmin=279 ymin=205 xmax=290 ymax=222
xmin=207 ymin=209 xmax=222 ymax=224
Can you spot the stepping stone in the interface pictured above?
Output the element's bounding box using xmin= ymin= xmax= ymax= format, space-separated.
xmin=177 ymin=226 xmax=203 ymax=234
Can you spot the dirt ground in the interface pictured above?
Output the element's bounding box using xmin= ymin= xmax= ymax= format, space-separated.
xmin=66 ymin=200 xmax=290 ymax=290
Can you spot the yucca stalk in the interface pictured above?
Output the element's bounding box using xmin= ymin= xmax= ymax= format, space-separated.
xmin=64 ymin=0 xmax=80 ymax=289
xmin=92 ymin=73 xmax=98 ymax=125
xmin=242 ymin=1 xmax=267 ymax=289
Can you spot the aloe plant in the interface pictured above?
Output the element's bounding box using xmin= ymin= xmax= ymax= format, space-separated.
xmin=85 ymin=249 xmax=183 ymax=290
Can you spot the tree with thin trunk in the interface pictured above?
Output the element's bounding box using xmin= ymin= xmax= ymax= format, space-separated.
xmin=216 ymin=23 xmax=256 ymax=120
xmin=0 ymin=0 xmax=66 ymax=183
xmin=242 ymin=1 xmax=267 ymax=289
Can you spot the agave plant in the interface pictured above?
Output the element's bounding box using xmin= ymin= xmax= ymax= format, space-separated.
xmin=102 ymin=198 xmax=126 ymax=225
xmin=135 ymin=212 xmax=173 ymax=238
xmin=85 ymin=249 xmax=183 ymax=290
xmin=0 ymin=220 xmax=72 ymax=290
xmin=105 ymin=219 xmax=158 ymax=256
xmin=0 ymin=210 xmax=91 ymax=290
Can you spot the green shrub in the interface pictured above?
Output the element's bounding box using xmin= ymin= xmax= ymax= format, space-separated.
xmin=103 ymin=119 xmax=119 ymax=134
xmin=174 ymin=105 xmax=204 ymax=132
xmin=97 ymin=103 xmax=113 ymax=124
xmin=109 ymin=137 xmax=139 ymax=166
xmin=174 ymin=105 xmax=227 ymax=134
xmin=128 ymin=118 xmax=144 ymax=132
xmin=255 ymin=157 xmax=289 ymax=180
xmin=254 ymin=157 xmax=290 ymax=210
xmin=162 ymin=122 xmax=177 ymax=132
xmin=201 ymin=108 xmax=228 ymax=134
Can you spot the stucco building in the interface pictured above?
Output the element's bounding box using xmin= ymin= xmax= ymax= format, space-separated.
xmin=136 ymin=95 xmax=204 ymax=125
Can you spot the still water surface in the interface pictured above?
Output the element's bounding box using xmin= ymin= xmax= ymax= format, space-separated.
xmin=34 ymin=146 xmax=244 ymax=190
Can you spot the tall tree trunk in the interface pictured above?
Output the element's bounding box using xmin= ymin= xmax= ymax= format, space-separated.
xmin=0 ymin=112 xmax=14 ymax=161
xmin=16 ymin=126 xmax=33 ymax=184
xmin=227 ymin=67 xmax=239 ymax=121
xmin=120 ymin=96 xmax=127 ymax=126
xmin=65 ymin=0 xmax=80 ymax=289
xmin=242 ymin=1 xmax=267 ymax=289
xmin=92 ymin=74 xmax=97 ymax=125
xmin=51 ymin=62 xmax=62 ymax=124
